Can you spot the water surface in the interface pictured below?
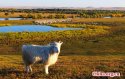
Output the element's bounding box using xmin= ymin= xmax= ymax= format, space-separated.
xmin=0 ymin=25 xmax=82 ymax=32
xmin=0 ymin=18 xmax=32 ymax=20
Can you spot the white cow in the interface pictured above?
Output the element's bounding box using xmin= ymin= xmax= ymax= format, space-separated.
xmin=22 ymin=41 xmax=63 ymax=74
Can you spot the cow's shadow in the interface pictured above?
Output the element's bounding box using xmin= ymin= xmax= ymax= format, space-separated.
xmin=0 ymin=67 xmax=61 ymax=78
xmin=0 ymin=67 xmax=37 ymax=78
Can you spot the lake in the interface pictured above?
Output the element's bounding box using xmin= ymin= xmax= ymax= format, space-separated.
xmin=0 ymin=18 xmax=32 ymax=21
xmin=103 ymin=16 xmax=112 ymax=18
xmin=0 ymin=25 xmax=82 ymax=32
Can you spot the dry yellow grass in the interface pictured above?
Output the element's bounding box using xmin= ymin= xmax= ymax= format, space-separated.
xmin=0 ymin=55 xmax=124 ymax=79
xmin=72 ymin=18 xmax=125 ymax=23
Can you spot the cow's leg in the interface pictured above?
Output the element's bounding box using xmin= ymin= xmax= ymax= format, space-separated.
xmin=25 ymin=65 xmax=30 ymax=73
xmin=26 ymin=65 xmax=33 ymax=73
xmin=29 ymin=65 xmax=32 ymax=72
xmin=45 ymin=65 xmax=49 ymax=74
xmin=24 ymin=65 xmax=27 ymax=72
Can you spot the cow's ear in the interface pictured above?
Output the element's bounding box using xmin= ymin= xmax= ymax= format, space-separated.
xmin=50 ymin=42 xmax=54 ymax=46
xmin=59 ymin=41 xmax=63 ymax=44
xmin=61 ymin=42 xmax=63 ymax=44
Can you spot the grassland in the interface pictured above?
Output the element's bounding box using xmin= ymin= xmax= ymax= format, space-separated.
xmin=0 ymin=25 xmax=111 ymax=55
xmin=0 ymin=18 xmax=125 ymax=55
xmin=48 ymin=23 xmax=87 ymax=28
xmin=0 ymin=55 xmax=124 ymax=79
xmin=0 ymin=17 xmax=125 ymax=79
xmin=72 ymin=18 xmax=125 ymax=26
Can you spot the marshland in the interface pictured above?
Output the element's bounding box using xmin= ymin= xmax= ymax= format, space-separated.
xmin=0 ymin=8 xmax=125 ymax=79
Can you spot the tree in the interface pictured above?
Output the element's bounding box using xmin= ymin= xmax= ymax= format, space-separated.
xmin=11 ymin=11 xmax=14 ymax=15
xmin=27 ymin=14 xmax=33 ymax=18
xmin=55 ymin=14 xmax=66 ymax=19
xmin=47 ymin=15 xmax=55 ymax=19
xmin=37 ymin=14 xmax=43 ymax=19
xmin=4 ymin=12 xmax=9 ymax=16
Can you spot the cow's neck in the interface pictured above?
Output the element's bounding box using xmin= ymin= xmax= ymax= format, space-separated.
xmin=56 ymin=45 xmax=61 ymax=53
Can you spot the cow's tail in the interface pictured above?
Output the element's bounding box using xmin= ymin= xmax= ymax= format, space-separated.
xmin=22 ymin=45 xmax=27 ymax=64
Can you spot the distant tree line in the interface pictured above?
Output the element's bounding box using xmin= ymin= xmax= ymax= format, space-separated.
xmin=19 ymin=14 xmax=66 ymax=19
xmin=0 ymin=8 xmax=125 ymax=18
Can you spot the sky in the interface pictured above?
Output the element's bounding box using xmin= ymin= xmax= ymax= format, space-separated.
xmin=0 ymin=0 xmax=125 ymax=7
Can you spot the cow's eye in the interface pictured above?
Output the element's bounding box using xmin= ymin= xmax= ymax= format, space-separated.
xmin=53 ymin=47 xmax=58 ymax=53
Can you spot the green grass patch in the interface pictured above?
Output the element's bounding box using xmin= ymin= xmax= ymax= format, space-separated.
xmin=0 ymin=25 xmax=111 ymax=55
xmin=48 ymin=23 xmax=86 ymax=28
xmin=0 ymin=18 xmax=125 ymax=56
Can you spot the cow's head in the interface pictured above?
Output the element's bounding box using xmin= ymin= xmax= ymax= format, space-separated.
xmin=50 ymin=41 xmax=63 ymax=53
